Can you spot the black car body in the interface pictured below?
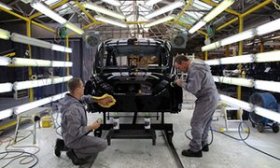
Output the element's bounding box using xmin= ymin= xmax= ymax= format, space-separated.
xmin=85 ymin=38 xmax=182 ymax=113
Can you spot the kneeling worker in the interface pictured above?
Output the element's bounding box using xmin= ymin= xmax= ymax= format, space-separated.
xmin=56 ymin=77 xmax=115 ymax=165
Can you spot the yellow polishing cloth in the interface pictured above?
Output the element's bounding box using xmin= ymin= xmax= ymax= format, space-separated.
xmin=92 ymin=94 xmax=116 ymax=108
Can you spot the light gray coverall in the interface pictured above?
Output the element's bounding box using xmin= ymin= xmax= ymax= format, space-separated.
xmin=60 ymin=94 xmax=107 ymax=159
xmin=182 ymin=59 xmax=219 ymax=152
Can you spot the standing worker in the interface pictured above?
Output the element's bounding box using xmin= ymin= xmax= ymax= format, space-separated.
xmin=174 ymin=55 xmax=219 ymax=157
xmin=56 ymin=77 xmax=114 ymax=165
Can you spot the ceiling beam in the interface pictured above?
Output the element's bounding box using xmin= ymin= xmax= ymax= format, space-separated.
xmin=217 ymin=0 xmax=272 ymax=31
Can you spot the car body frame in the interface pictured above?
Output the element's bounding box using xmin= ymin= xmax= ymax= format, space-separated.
xmin=85 ymin=38 xmax=182 ymax=113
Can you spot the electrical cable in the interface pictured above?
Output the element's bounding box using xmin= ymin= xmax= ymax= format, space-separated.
xmin=53 ymin=108 xmax=62 ymax=136
xmin=0 ymin=151 xmax=39 ymax=168
xmin=273 ymin=0 xmax=280 ymax=10
xmin=0 ymin=131 xmax=40 ymax=167
xmin=237 ymin=122 xmax=280 ymax=161
xmin=184 ymin=126 xmax=214 ymax=145
xmin=185 ymin=121 xmax=280 ymax=161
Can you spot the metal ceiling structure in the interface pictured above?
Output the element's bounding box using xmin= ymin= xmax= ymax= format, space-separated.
xmin=0 ymin=0 xmax=279 ymax=53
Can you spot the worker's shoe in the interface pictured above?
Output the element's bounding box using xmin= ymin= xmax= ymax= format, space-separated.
xmin=202 ymin=144 xmax=209 ymax=152
xmin=66 ymin=149 xmax=88 ymax=165
xmin=54 ymin=138 xmax=69 ymax=157
xmin=54 ymin=138 xmax=64 ymax=157
xmin=182 ymin=149 xmax=202 ymax=157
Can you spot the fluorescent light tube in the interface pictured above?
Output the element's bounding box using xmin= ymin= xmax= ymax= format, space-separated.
xmin=255 ymin=50 xmax=280 ymax=62
xmin=11 ymin=33 xmax=52 ymax=49
xmin=14 ymin=92 xmax=68 ymax=115
xmin=0 ymin=108 xmax=13 ymax=120
xmin=0 ymin=56 xmax=11 ymax=66
xmin=14 ymin=97 xmax=52 ymax=115
xmin=255 ymin=106 xmax=280 ymax=123
xmin=12 ymin=58 xmax=51 ymax=67
xmin=256 ymin=18 xmax=280 ymax=36
xmin=52 ymin=92 xmax=68 ymax=101
xmin=14 ymin=78 xmax=53 ymax=91
xmin=214 ymin=76 xmax=254 ymax=87
xmin=84 ymin=3 xmax=125 ymax=20
xmin=0 ymin=2 xmax=12 ymax=10
xmin=64 ymin=22 xmax=84 ymax=35
xmin=52 ymin=76 xmax=73 ymax=84
xmin=189 ymin=20 xmax=206 ymax=34
xmin=52 ymin=44 xmax=73 ymax=53
xmin=220 ymin=54 xmax=254 ymax=64
xmin=206 ymin=50 xmax=280 ymax=65
xmin=52 ymin=61 xmax=73 ymax=67
xmin=205 ymin=59 xmax=220 ymax=65
xmin=31 ymin=0 xmax=67 ymax=24
xmin=202 ymin=18 xmax=280 ymax=51
xmin=144 ymin=15 xmax=175 ymax=28
xmin=0 ymin=83 xmax=13 ymax=93
xmin=12 ymin=58 xmax=72 ymax=67
xmin=221 ymin=29 xmax=255 ymax=46
xmin=201 ymin=41 xmax=220 ymax=51
xmin=220 ymin=94 xmax=253 ymax=112
xmin=189 ymin=0 xmax=234 ymax=34
xmin=254 ymin=80 xmax=280 ymax=93
xmin=13 ymin=76 xmax=72 ymax=90
xmin=203 ymin=0 xmax=234 ymax=22
xmin=95 ymin=16 xmax=128 ymax=28
xmin=145 ymin=0 xmax=163 ymax=6
xmin=0 ymin=28 xmax=10 ymax=40
xmin=145 ymin=1 xmax=184 ymax=19
xmin=101 ymin=0 xmax=121 ymax=7
xmin=213 ymin=76 xmax=219 ymax=82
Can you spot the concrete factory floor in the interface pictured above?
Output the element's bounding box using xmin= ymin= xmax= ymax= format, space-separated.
xmin=0 ymin=92 xmax=280 ymax=168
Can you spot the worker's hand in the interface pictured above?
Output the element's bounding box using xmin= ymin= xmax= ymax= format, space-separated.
xmin=97 ymin=97 xmax=114 ymax=106
xmin=92 ymin=94 xmax=116 ymax=108
xmin=90 ymin=120 xmax=101 ymax=130
xmin=174 ymin=79 xmax=184 ymax=87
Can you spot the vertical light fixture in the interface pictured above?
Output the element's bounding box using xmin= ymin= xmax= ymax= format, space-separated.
xmin=0 ymin=28 xmax=10 ymax=40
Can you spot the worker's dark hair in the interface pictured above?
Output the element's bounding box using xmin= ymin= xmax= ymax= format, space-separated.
xmin=67 ymin=77 xmax=82 ymax=93
xmin=174 ymin=55 xmax=189 ymax=64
